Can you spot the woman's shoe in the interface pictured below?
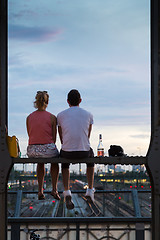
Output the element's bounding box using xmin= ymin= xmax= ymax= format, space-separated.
xmin=38 ymin=193 xmax=45 ymax=200
xmin=51 ymin=190 xmax=61 ymax=200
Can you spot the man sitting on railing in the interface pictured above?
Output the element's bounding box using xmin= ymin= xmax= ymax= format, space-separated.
xmin=57 ymin=89 xmax=95 ymax=209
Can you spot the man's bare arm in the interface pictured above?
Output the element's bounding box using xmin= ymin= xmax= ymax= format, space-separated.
xmin=88 ymin=124 xmax=92 ymax=139
xmin=58 ymin=126 xmax=63 ymax=144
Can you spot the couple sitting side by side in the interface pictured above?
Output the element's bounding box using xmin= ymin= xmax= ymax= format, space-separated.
xmin=26 ymin=89 xmax=94 ymax=210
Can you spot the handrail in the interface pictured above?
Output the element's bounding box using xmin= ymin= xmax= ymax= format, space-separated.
xmin=8 ymin=189 xmax=151 ymax=194
xmin=8 ymin=217 xmax=151 ymax=224
xmin=12 ymin=156 xmax=147 ymax=165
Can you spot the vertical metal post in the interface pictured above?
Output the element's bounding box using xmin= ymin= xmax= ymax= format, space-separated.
xmin=0 ymin=0 xmax=8 ymax=127
xmin=11 ymin=223 xmax=20 ymax=240
xmin=132 ymin=189 xmax=141 ymax=217
xmin=146 ymin=0 xmax=160 ymax=239
xmin=136 ymin=223 xmax=144 ymax=240
xmin=14 ymin=190 xmax=22 ymax=217
xmin=0 ymin=1 xmax=13 ymax=240
xmin=103 ymin=181 xmax=105 ymax=216
xmin=76 ymin=223 xmax=80 ymax=240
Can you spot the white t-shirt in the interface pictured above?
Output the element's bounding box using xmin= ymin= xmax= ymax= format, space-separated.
xmin=57 ymin=106 xmax=93 ymax=151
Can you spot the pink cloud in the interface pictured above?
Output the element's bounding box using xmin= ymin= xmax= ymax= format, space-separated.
xmin=9 ymin=24 xmax=63 ymax=43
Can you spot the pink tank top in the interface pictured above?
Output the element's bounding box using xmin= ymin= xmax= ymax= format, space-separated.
xmin=27 ymin=110 xmax=54 ymax=145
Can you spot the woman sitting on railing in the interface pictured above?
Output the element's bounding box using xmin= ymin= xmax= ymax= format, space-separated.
xmin=26 ymin=91 xmax=60 ymax=201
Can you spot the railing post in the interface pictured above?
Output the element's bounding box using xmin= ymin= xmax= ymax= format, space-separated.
xmin=76 ymin=223 xmax=80 ymax=240
xmin=11 ymin=223 xmax=20 ymax=240
xmin=14 ymin=190 xmax=22 ymax=217
xmin=132 ymin=189 xmax=141 ymax=217
xmin=136 ymin=223 xmax=144 ymax=240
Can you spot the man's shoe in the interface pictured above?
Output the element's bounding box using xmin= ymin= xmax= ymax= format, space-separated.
xmin=65 ymin=195 xmax=74 ymax=210
xmin=85 ymin=188 xmax=95 ymax=203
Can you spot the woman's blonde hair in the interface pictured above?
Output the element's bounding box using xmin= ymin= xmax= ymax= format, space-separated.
xmin=34 ymin=91 xmax=49 ymax=109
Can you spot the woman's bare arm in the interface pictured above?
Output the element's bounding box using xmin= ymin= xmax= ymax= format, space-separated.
xmin=51 ymin=114 xmax=57 ymax=143
xmin=26 ymin=116 xmax=29 ymax=136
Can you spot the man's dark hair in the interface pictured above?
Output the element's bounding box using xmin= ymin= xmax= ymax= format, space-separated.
xmin=67 ymin=89 xmax=81 ymax=106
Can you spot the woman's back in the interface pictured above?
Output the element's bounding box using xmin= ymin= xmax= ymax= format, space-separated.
xmin=26 ymin=91 xmax=60 ymax=201
xmin=27 ymin=110 xmax=53 ymax=145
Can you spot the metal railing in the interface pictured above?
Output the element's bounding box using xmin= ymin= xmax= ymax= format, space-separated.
xmin=8 ymin=173 xmax=151 ymax=240
xmin=13 ymin=156 xmax=147 ymax=165
xmin=8 ymin=216 xmax=151 ymax=240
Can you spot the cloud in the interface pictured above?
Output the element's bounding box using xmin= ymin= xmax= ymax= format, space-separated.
xmin=130 ymin=134 xmax=150 ymax=139
xmin=9 ymin=10 xmax=37 ymax=20
xmin=8 ymin=0 xmax=150 ymax=160
xmin=9 ymin=24 xmax=63 ymax=43
xmin=8 ymin=53 xmax=25 ymax=66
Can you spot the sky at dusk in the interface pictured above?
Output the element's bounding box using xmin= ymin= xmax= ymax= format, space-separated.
xmin=8 ymin=0 xmax=150 ymax=171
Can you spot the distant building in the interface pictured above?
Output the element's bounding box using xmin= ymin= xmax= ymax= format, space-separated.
xmin=108 ymin=165 xmax=125 ymax=173
xmin=132 ymin=165 xmax=145 ymax=172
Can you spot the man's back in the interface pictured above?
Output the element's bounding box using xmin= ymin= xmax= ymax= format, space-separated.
xmin=58 ymin=89 xmax=95 ymax=210
xmin=57 ymin=106 xmax=93 ymax=152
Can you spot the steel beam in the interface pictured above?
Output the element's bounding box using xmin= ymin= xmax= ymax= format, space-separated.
xmin=0 ymin=1 xmax=13 ymax=240
xmin=146 ymin=0 xmax=160 ymax=239
xmin=0 ymin=0 xmax=8 ymax=127
xmin=0 ymin=0 xmax=159 ymax=239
